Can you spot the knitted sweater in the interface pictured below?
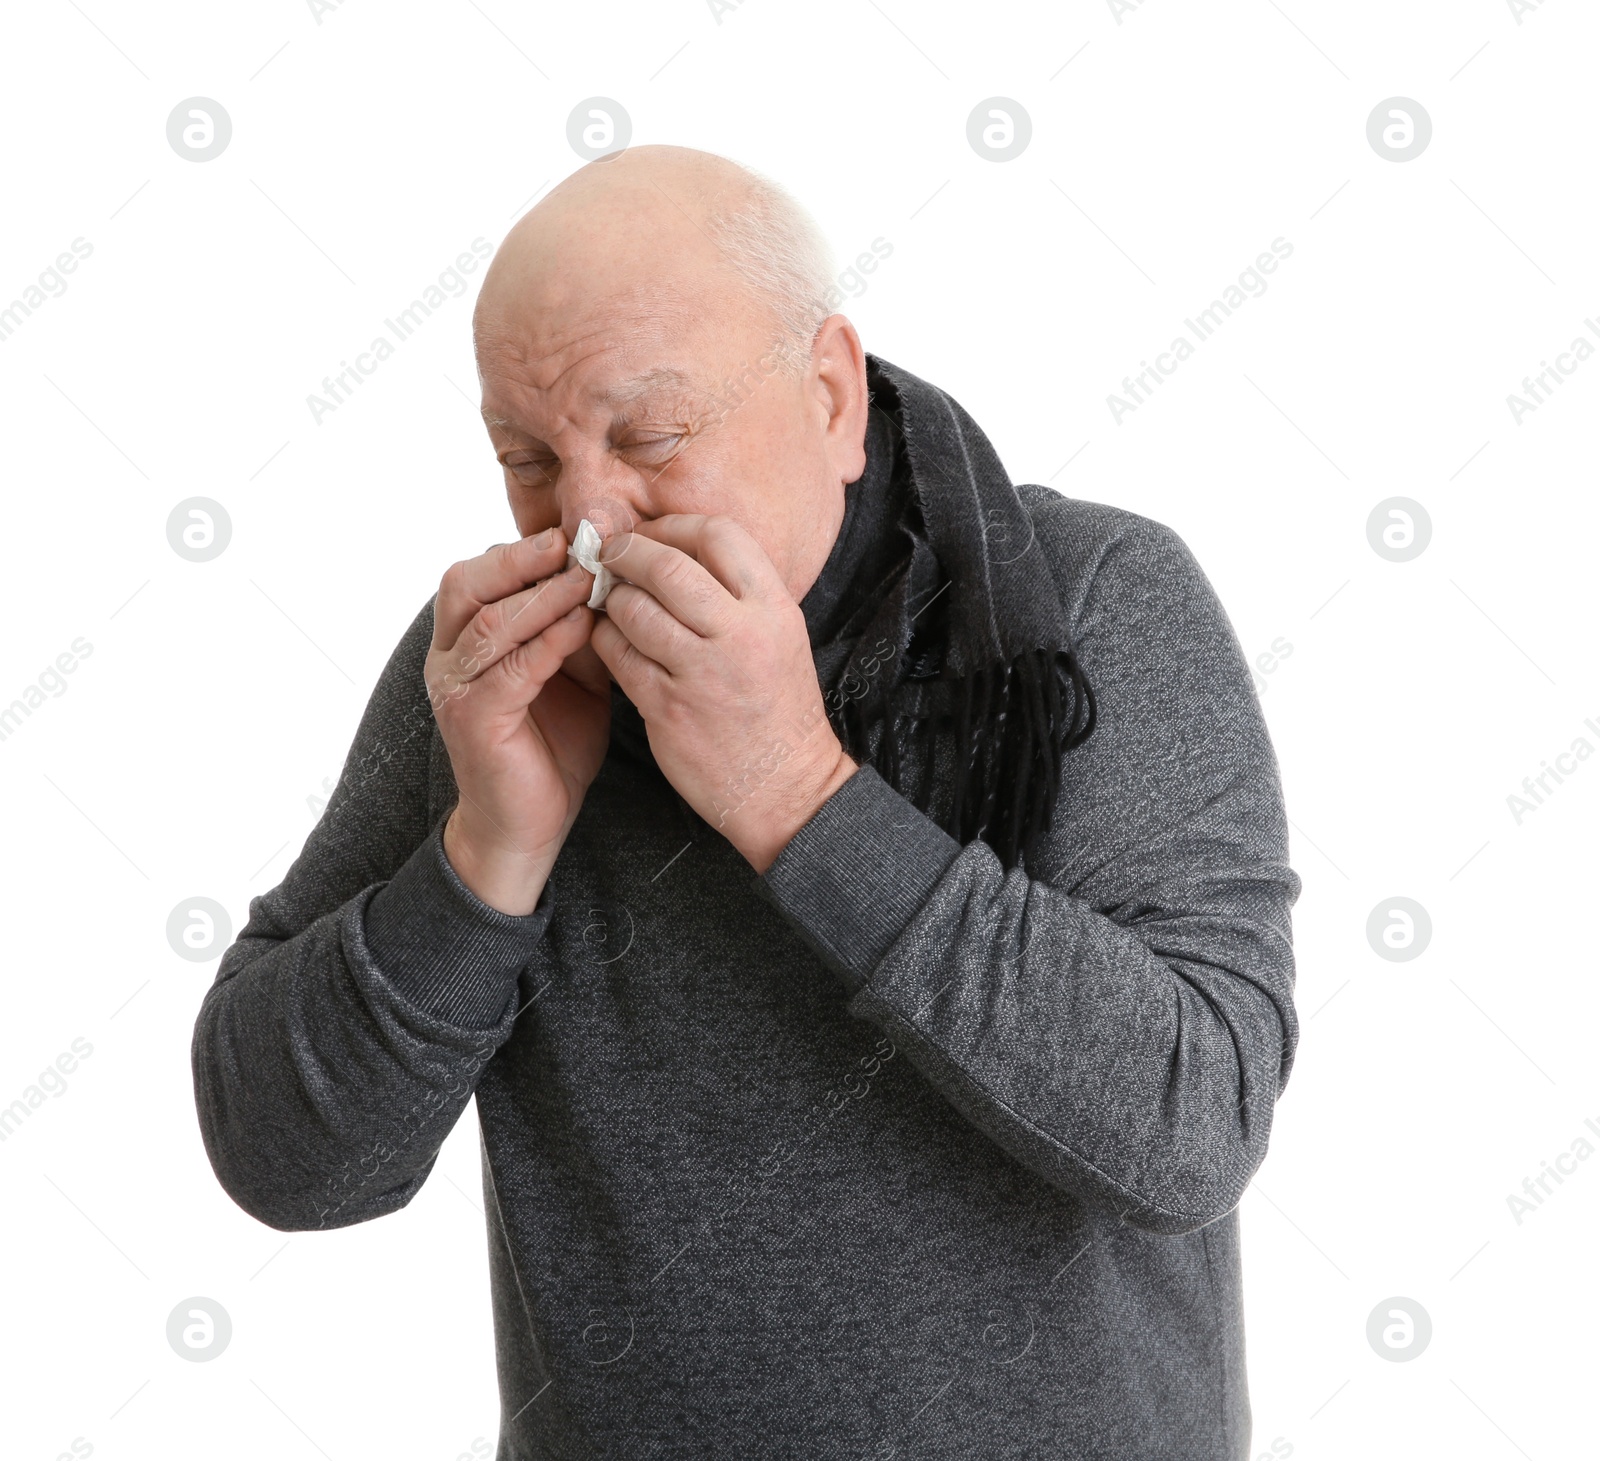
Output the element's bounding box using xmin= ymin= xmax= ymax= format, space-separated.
xmin=191 ymin=483 xmax=1301 ymax=1460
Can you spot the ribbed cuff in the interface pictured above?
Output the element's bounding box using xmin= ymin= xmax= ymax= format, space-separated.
xmin=756 ymin=765 xmax=961 ymax=995
xmin=363 ymin=815 xmax=554 ymax=1027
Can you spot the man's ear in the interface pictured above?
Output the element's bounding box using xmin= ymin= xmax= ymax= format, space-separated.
xmin=810 ymin=316 xmax=870 ymax=486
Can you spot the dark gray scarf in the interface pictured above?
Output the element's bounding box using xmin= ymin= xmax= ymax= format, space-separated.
xmin=801 ymin=353 xmax=1096 ymax=872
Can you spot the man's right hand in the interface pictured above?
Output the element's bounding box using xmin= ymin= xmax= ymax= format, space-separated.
xmin=426 ymin=527 xmax=611 ymax=915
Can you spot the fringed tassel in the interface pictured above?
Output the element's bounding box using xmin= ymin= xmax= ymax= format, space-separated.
xmin=828 ymin=641 xmax=1097 ymax=875
xmin=1017 ymin=648 xmax=1055 ymax=870
xmin=948 ymin=663 xmax=975 ymax=841
xmin=1000 ymin=659 xmax=1037 ymax=869
xmin=973 ymin=647 xmax=1098 ymax=872
xmin=964 ymin=663 xmax=995 ymax=845
xmin=875 ymin=671 xmax=900 ymax=790
xmin=972 ymin=661 xmax=1011 ymax=857
xmin=1061 ymin=646 xmax=1098 ymax=748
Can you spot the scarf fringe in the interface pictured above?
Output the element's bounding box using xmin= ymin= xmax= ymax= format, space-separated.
xmin=822 ymin=358 xmax=1101 ymax=874
xmin=839 ymin=646 xmax=1097 ymax=873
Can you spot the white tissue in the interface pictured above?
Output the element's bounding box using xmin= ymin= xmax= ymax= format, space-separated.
xmin=568 ymin=518 xmax=615 ymax=610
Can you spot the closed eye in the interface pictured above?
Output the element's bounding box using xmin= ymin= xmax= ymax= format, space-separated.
xmin=505 ymin=456 xmax=558 ymax=486
xmin=502 ymin=430 xmax=691 ymax=488
xmin=623 ymin=433 xmax=684 ymax=460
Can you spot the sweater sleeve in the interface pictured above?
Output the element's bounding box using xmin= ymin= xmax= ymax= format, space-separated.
xmin=190 ymin=595 xmax=554 ymax=1233
xmin=757 ymin=513 xmax=1301 ymax=1236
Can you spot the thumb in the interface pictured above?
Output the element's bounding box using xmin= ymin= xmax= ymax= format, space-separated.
xmin=562 ymin=641 xmax=612 ymax=698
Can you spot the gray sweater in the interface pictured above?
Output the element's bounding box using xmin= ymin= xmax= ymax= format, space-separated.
xmin=191 ymin=486 xmax=1301 ymax=1460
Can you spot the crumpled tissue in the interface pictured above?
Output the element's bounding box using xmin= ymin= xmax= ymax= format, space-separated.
xmin=568 ymin=519 xmax=615 ymax=610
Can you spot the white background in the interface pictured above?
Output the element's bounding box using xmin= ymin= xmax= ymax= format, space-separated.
xmin=2 ymin=1 xmax=1595 ymax=1457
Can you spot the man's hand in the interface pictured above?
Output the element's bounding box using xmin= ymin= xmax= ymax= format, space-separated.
xmin=588 ymin=515 xmax=857 ymax=874
xmin=427 ymin=528 xmax=612 ymax=915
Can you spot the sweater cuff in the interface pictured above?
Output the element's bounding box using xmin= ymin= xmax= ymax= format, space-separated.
xmin=362 ymin=815 xmax=554 ymax=1027
xmin=757 ymin=764 xmax=962 ymax=995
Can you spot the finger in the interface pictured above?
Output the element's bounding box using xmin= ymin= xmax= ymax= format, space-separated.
xmin=429 ymin=561 xmax=593 ymax=703
xmin=589 ymin=613 xmax=671 ymax=707
xmin=596 ymin=529 xmax=737 ymax=638
xmin=624 ymin=514 xmax=784 ymax=603
xmin=493 ymin=560 xmax=598 ymax=648
xmin=433 ymin=526 xmax=570 ymax=650
xmin=559 ymin=640 xmax=612 ymax=699
xmin=600 ymin=582 xmax=701 ymax=673
xmin=439 ymin=603 xmax=594 ymax=721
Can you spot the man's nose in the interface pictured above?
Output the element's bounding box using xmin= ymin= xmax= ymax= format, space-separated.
xmin=564 ymin=493 xmax=642 ymax=545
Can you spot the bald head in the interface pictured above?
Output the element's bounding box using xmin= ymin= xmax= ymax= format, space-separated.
xmin=468 ymin=144 xmax=870 ymax=610
xmin=476 ymin=146 xmax=836 ymax=379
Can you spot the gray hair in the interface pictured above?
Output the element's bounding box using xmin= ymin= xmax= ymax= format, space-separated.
xmin=700 ymin=162 xmax=840 ymax=378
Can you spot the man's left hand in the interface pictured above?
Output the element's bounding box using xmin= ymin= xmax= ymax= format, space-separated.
xmin=588 ymin=515 xmax=857 ymax=873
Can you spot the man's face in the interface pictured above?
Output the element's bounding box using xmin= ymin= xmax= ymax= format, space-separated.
xmin=474 ymin=257 xmax=840 ymax=602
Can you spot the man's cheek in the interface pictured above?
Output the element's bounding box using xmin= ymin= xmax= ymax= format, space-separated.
xmin=650 ymin=451 xmax=725 ymax=513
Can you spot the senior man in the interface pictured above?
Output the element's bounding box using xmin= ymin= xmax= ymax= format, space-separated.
xmin=193 ymin=145 xmax=1301 ymax=1459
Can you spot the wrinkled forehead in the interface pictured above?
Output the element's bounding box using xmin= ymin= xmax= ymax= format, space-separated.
xmin=477 ymin=270 xmax=693 ymax=354
xmin=475 ymin=265 xmax=789 ymax=431
xmin=478 ymin=193 xmax=739 ymax=344
xmin=475 ymin=284 xmax=715 ymax=420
